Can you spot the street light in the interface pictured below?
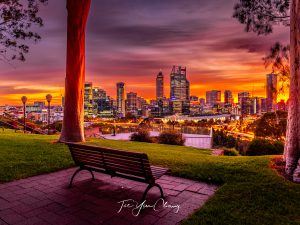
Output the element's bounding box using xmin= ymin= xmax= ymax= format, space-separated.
xmin=46 ymin=94 xmax=52 ymax=135
xmin=21 ymin=96 xmax=27 ymax=133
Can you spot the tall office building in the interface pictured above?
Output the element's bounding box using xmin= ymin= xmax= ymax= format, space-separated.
xmin=241 ymin=97 xmax=262 ymax=116
xmin=206 ymin=90 xmax=221 ymax=105
xmin=93 ymin=88 xmax=106 ymax=101
xmin=199 ymin=98 xmax=205 ymax=106
xmin=84 ymin=82 xmax=93 ymax=117
xmin=126 ymin=92 xmax=137 ymax=113
xmin=170 ymin=66 xmax=190 ymax=101
xmin=238 ymin=92 xmax=250 ymax=105
xmin=266 ymin=74 xmax=278 ymax=112
xmin=170 ymin=66 xmax=190 ymax=114
xmin=93 ymin=88 xmax=113 ymax=117
xmin=261 ymin=98 xmax=268 ymax=113
xmin=224 ymin=90 xmax=233 ymax=105
xmin=156 ymin=71 xmax=164 ymax=100
xmin=116 ymin=82 xmax=125 ymax=117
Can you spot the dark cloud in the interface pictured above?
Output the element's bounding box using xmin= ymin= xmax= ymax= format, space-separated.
xmin=0 ymin=0 xmax=289 ymax=103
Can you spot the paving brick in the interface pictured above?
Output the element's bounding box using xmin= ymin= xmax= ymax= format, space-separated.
xmin=186 ymin=183 xmax=205 ymax=192
xmin=0 ymin=198 xmax=8 ymax=208
xmin=0 ymin=208 xmax=15 ymax=217
xmin=155 ymin=217 xmax=181 ymax=225
xmin=198 ymin=188 xmax=215 ymax=196
xmin=37 ymin=211 xmax=64 ymax=224
xmin=0 ymin=219 xmax=7 ymax=225
xmin=132 ymin=214 xmax=159 ymax=225
xmin=24 ymin=207 xmax=49 ymax=218
xmin=172 ymin=184 xmax=190 ymax=192
xmin=0 ymin=200 xmax=19 ymax=210
xmin=103 ymin=217 xmax=131 ymax=225
xmin=12 ymin=203 xmax=36 ymax=214
xmin=0 ymin=212 xmax=26 ymax=224
xmin=74 ymin=209 xmax=106 ymax=225
xmin=15 ymin=216 xmax=45 ymax=225
xmin=19 ymin=195 xmax=40 ymax=205
xmin=160 ymin=183 xmax=176 ymax=189
xmin=165 ymin=189 xmax=181 ymax=197
xmin=14 ymin=188 xmax=32 ymax=195
xmin=0 ymin=168 xmax=218 ymax=225
xmin=161 ymin=211 xmax=186 ymax=224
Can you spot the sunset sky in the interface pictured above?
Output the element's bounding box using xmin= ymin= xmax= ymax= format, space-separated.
xmin=0 ymin=0 xmax=289 ymax=105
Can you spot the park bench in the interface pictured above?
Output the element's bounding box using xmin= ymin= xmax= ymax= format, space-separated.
xmin=66 ymin=142 xmax=170 ymax=201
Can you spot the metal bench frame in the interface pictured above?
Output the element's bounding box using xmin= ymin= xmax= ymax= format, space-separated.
xmin=66 ymin=142 xmax=169 ymax=202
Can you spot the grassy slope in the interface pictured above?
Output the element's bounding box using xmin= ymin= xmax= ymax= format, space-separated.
xmin=0 ymin=129 xmax=300 ymax=224
xmin=0 ymin=129 xmax=73 ymax=182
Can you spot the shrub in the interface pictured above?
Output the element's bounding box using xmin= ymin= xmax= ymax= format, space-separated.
xmin=235 ymin=139 xmax=249 ymax=156
xmin=130 ymin=129 xmax=152 ymax=143
xmin=158 ymin=131 xmax=185 ymax=146
xmin=223 ymin=148 xmax=239 ymax=156
xmin=246 ymin=138 xmax=284 ymax=156
xmin=213 ymin=130 xmax=237 ymax=148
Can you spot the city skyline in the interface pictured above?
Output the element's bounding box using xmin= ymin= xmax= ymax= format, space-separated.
xmin=0 ymin=0 xmax=289 ymax=105
xmin=2 ymin=68 xmax=285 ymax=107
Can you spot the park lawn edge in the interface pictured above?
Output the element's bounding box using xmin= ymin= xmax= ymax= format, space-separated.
xmin=0 ymin=129 xmax=299 ymax=225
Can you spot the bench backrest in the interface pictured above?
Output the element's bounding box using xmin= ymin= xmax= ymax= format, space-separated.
xmin=66 ymin=143 xmax=154 ymax=182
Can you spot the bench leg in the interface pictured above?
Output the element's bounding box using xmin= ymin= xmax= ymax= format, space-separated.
xmin=87 ymin=168 xmax=95 ymax=181
xmin=141 ymin=183 xmax=164 ymax=202
xmin=68 ymin=167 xmax=95 ymax=188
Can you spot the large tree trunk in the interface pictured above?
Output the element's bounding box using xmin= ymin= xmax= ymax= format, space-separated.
xmin=59 ymin=0 xmax=91 ymax=143
xmin=284 ymin=0 xmax=300 ymax=182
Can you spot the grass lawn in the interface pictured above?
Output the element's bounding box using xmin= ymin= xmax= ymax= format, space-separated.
xmin=0 ymin=129 xmax=300 ymax=224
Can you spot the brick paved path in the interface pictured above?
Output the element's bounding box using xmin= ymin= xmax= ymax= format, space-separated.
xmin=0 ymin=168 xmax=218 ymax=225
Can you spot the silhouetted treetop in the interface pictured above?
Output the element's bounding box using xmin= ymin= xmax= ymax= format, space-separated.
xmin=0 ymin=0 xmax=47 ymax=62
xmin=233 ymin=0 xmax=290 ymax=35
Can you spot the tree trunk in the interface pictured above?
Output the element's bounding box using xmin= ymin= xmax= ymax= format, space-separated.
xmin=59 ymin=0 xmax=91 ymax=143
xmin=284 ymin=0 xmax=300 ymax=182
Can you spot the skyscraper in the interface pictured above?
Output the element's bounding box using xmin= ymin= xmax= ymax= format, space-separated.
xmin=224 ymin=90 xmax=233 ymax=105
xmin=241 ymin=97 xmax=262 ymax=115
xmin=206 ymin=90 xmax=221 ymax=105
xmin=84 ymin=82 xmax=93 ymax=117
xmin=266 ymin=74 xmax=278 ymax=112
xmin=116 ymin=82 xmax=125 ymax=117
xmin=93 ymin=88 xmax=113 ymax=117
xmin=170 ymin=66 xmax=190 ymax=114
xmin=170 ymin=66 xmax=190 ymax=101
xmin=238 ymin=92 xmax=250 ymax=105
xmin=126 ymin=92 xmax=137 ymax=113
xmin=156 ymin=71 xmax=164 ymax=100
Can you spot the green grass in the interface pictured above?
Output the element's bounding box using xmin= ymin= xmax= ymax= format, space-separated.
xmin=0 ymin=129 xmax=73 ymax=182
xmin=0 ymin=129 xmax=300 ymax=225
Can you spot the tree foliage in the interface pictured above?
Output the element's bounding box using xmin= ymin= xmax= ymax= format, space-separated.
xmin=254 ymin=111 xmax=287 ymax=140
xmin=233 ymin=1 xmax=291 ymax=93
xmin=264 ymin=42 xmax=290 ymax=93
xmin=0 ymin=0 xmax=47 ymax=62
xmin=233 ymin=0 xmax=290 ymax=35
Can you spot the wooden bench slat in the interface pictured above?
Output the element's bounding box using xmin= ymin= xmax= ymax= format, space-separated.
xmin=104 ymin=161 xmax=151 ymax=175
xmin=72 ymin=155 xmax=105 ymax=167
xmin=68 ymin=143 xmax=147 ymax=157
xmin=104 ymin=156 xmax=151 ymax=169
xmin=71 ymin=147 xmax=148 ymax=163
xmin=72 ymin=149 xmax=151 ymax=171
xmin=105 ymin=165 xmax=147 ymax=177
